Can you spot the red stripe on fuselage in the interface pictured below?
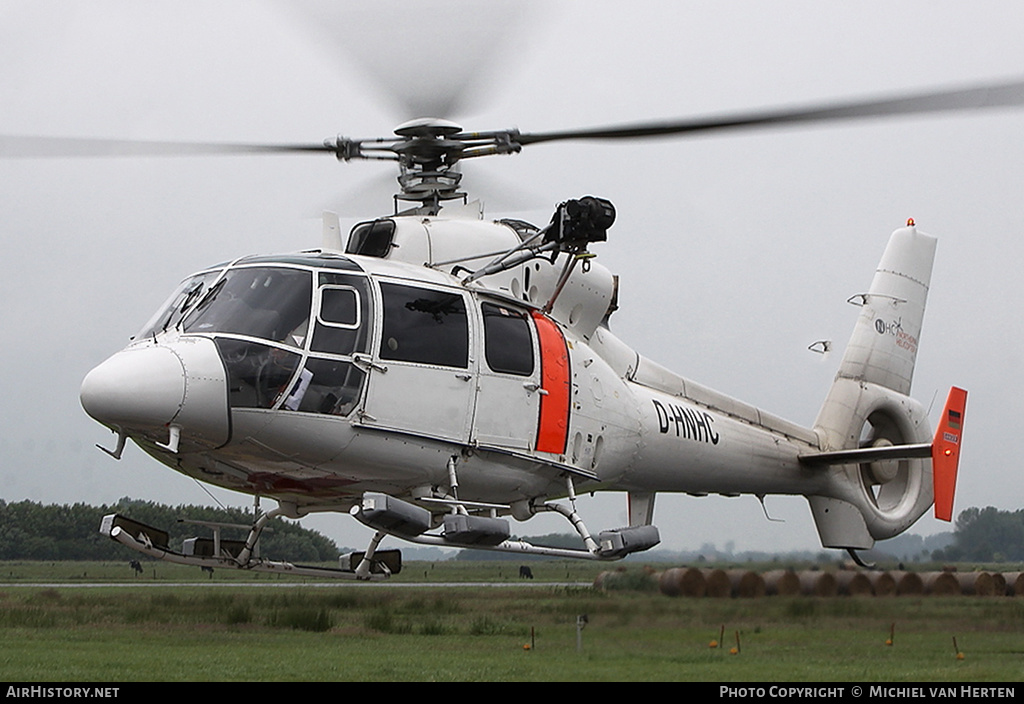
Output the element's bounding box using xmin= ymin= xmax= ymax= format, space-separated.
xmin=532 ymin=311 xmax=571 ymax=454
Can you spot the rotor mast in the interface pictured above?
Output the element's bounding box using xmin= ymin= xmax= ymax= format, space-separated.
xmin=324 ymin=118 xmax=522 ymax=214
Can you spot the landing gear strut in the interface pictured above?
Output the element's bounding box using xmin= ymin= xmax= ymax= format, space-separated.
xmin=350 ymin=474 xmax=660 ymax=563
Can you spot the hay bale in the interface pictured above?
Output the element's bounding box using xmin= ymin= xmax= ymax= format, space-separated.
xmin=835 ymin=570 xmax=874 ymax=596
xmin=655 ymin=570 xmax=675 ymax=596
xmin=659 ymin=567 xmax=706 ymax=598
xmin=798 ymin=570 xmax=837 ymax=597
xmin=956 ymin=572 xmax=995 ymax=596
xmin=870 ymin=571 xmax=897 ymax=596
xmin=727 ymin=570 xmax=765 ymax=598
xmin=891 ymin=571 xmax=924 ymax=595
xmin=922 ymin=571 xmax=960 ymax=596
xmin=763 ymin=569 xmax=801 ymax=596
xmin=701 ymin=568 xmax=731 ymax=598
xmin=990 ymin=572 xmax=1007 ymax=596
xmin=594 ymin=567 xmax=627 ymax=589
xmin=1003 ymin=573 xmax=1024 ymax=596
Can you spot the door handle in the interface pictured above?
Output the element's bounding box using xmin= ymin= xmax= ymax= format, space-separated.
xmin=352 ymin=353 xmax=388 ymax=374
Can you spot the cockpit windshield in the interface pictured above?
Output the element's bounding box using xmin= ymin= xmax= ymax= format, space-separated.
xmin=135 ymin=269 xmax=222 ymax=341
xmin=181 ymin=267 xmax=313 ymax=345
xmin=136 ymin=262 xmax=372 ymax=417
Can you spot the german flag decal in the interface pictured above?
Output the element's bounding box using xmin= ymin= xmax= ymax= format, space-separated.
xmin=531 ymin=312 xmax=571 ymax=455
xmin=947 ymin=409 xmax=962 ymax=430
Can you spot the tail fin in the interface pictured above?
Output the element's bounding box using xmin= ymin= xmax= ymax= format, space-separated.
xmin=808 ymin=222 xmax=938 ymax=549
xmin=834 ymin=220 xmax=936 ymax=396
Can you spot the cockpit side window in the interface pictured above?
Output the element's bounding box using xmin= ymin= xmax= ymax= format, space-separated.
xmin=282 ymin=358 xmax=365 ymax=416
xmin=482 ymin=303 xmax=534 ymax=376
xmin=311 ymin=273 xmax=371 ymax=356
xmin=379 ymin=282 xmax=469 ymax=368
xmin=320 ymin=287 xmax=359 ymax=326
xmin=215 ymin=338 xmax=301 ymax=409
xmin=280 ymin=271 xmax=372 ymax=417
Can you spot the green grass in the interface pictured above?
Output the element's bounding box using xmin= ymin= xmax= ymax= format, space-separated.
xmin=0 ymin=578 xmax=1021 ymax=681
xmin=0 ymin=559 xmax=606 ymax=584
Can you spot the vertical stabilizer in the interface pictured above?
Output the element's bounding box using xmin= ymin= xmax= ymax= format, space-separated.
xmin=809 ymin=223 xmax=938 ymax=549
xmin=834 ymin=222 xmax=936 ymax=395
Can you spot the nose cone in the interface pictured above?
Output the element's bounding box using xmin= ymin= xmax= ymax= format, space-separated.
xmin=82 ymin=337 xmax=231 ymax=450
xmin=81 ymin=345 xmax=186 ymax=428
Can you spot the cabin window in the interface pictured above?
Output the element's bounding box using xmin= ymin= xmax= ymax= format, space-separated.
xmin=346 ymin=219 xmax=396 ymax=258
xmin=482 ymin=303 xmax=534 ymax=376
xmin=379 ymin=282 xmax=469 ymax=368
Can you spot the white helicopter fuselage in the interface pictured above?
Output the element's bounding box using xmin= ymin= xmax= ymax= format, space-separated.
xmin=83 ymin=214 xmax=810 ymax=499
xmin=81 ymin=207 xmax=961 ymax=567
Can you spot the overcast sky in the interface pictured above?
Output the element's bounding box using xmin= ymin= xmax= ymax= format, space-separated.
xmin=2 ymin=1 xmax=1023 ymax=554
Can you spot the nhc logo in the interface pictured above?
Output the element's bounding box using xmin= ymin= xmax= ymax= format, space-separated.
xmin=875 ymin=317 xmax=902 ymax=335
xmin=874 ymin=316 xmax=918 ymax=354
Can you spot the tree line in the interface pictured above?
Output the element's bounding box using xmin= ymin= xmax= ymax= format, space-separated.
xmin=1 ymin=499 xmax=1020 ymax=563
xmin=0 ymin=498 xmax=340 ymax=562
xmin=931 ymin=506 xmax=1024 ymax=562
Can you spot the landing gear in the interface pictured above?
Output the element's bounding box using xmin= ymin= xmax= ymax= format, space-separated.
xmin=99 ymin=508 xmax=397 ymax=581
xmin=350 ymin=473 xmax=661 ymax=563
xmin=99 ymin=469 xmax=661 ymax=580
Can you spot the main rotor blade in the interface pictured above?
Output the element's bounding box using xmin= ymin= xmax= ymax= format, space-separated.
xmin=516 ymin=78 xmax=1024 ymax=146
xmin=0 ymin=135 xmax=335 ymax=159
xmin=284 ymin=0 xmax=536 ymax=121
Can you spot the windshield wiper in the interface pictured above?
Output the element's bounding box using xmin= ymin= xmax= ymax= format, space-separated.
xmin=177 ymin=277 xmax=227 ymax=332
xmin=160 ymin=282 xmax=204 ymax=333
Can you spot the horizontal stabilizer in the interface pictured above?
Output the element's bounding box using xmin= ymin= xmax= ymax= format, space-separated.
xmin=800 ymin=442 xmax=932 ymax=467
xmin=933 ymin=386 xmax=967 ymax=521
xmin=803 ymin=385 xmax=967 ymax=523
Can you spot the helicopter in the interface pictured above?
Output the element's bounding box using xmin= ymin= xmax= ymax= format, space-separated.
xmin=15 ymin=71 xmax=1021 ymax=578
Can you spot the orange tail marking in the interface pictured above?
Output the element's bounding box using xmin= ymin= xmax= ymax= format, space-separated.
xmin=932 ymin=386 xmax=967 ymax=521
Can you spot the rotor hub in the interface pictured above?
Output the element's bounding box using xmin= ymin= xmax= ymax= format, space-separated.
xmin=393 ymin=118 xmax=463 ymax=138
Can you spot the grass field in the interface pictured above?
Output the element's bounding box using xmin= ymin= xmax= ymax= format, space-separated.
xmin=0 ymin=557 xmax=605 ymax=585
xmin=1 ymin=561 xmax=1022 ymax=682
